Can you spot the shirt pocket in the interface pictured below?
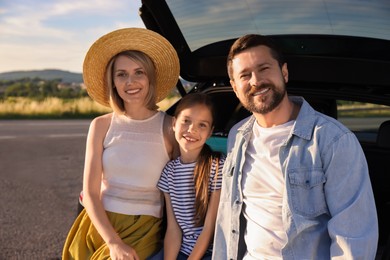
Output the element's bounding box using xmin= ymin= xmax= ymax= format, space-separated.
xmin=287 ymin=168 xmax=328 ymax=217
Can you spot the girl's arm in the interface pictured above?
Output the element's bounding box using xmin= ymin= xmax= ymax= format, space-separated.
xmin=82 ymin=114 xmax=139 ymax=260
xmin=188 ymin=189 xmax=221 ymax=260
xmin=163 ymin=192 xmax=182 ymax=259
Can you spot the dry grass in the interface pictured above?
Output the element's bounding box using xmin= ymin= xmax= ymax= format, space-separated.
xmin=338 ymin=103 xmax=390 ymax=117
xmin=157 ymin=95 xmax=180 ymax=111
xmin=0 ymin=96 xmax=180 ymax=119
xmin=0 ymin=97 xmax=110 ymax=118
xmin=3 ymin=96 xmax=387 ymax=119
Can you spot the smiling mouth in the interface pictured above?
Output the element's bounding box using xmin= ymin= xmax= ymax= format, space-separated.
xmin=125 ymin=88 xmax=141 ymax=94
xmin=252 ymin=87 xmax=270 ymax=96
xmin=183 ymin=135 xmax=197 ymax=142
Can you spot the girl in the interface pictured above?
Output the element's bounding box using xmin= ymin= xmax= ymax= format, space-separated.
xmin=157 ymin=93 xmax=225 ymax=259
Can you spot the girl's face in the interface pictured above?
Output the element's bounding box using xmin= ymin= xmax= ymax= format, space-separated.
xmin=113 ymin=55 xmax=150 ymax=106
xmin=173 ymin=104 xmax=214 ymax=155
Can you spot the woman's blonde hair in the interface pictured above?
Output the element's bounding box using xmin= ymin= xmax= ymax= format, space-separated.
xmin=105 ymin=50 xmax=158 ymax=113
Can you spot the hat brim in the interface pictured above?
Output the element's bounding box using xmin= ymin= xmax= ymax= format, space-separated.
xmin=83 ymin=28 xmax=180 ymax=107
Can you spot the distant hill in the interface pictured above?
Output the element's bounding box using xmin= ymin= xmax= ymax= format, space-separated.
xmin=0 ymin=69 xmax=83 ymax=83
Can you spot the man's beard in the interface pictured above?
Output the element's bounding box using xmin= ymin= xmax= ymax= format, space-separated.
xmin=242 ymin=83 xmax=286 ymax=114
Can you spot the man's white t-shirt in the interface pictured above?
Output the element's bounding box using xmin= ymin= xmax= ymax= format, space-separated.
xmin=242 ymin=120 xmax=294 ymax=259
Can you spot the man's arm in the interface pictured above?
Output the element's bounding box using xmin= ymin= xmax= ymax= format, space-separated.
xmin=324 ymin=132 xmax=378 ymax=259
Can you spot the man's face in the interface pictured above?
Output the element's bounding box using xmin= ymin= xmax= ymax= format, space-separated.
xmin=230 ymin=45 xmax=289 ymax=114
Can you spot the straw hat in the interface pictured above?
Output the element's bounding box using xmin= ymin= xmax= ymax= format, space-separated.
xmin=83 ymin=28 xmax=180 ymax=107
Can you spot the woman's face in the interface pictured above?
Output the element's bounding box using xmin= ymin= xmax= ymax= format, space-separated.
xmin=113 ymin=55 xmax=150 ymax=106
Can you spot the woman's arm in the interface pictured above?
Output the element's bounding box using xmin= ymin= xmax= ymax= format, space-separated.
xmin=163 ymin=192 xmax=182 ymax=259
xmin=82 ymin=114 xmax=139 ymax=259
xmin=188 ymin=190 xmax=221 ymax=260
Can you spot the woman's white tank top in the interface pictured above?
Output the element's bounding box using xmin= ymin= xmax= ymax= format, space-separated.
xmin=101 ymin=111 xmax=170 ymax=218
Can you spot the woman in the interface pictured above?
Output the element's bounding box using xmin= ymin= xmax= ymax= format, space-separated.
xmin=62 ymin=28 xmax=179 ymax=260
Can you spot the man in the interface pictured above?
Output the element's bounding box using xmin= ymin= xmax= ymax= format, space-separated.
xmin=212 ymin=34 xmax=378 ymax=259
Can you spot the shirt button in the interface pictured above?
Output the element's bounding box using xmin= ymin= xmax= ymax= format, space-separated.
xmin=235 ymin=200 xmax=241 ymax=204
xmin=232 ymin=229 xmax=237 ymax=234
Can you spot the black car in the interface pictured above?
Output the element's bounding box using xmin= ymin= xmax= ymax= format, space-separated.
xmin=139 ymin=0 xmax=390 ymax=258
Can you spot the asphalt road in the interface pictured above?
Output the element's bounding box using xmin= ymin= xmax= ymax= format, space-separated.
xmin=0 ymin=120 xmax=91 ymax=260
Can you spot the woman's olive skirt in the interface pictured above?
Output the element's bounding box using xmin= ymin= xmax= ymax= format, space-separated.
xmin=62 ymin=209 xmax=162 ymax=260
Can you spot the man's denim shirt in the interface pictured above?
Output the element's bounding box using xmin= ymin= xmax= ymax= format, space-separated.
xmin=213 ymin=97 xmax=378 ymax=260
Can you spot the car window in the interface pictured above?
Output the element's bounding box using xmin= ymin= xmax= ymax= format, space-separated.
xmin=338 ymin=101 xmax=390 ymax=143
xmin=166 ymin=0 xmax=390 ymax=51
xmin=205 ymin=95 xmax=390 ymax=154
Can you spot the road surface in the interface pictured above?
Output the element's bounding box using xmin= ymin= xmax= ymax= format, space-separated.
xmin=0 ymin=120 xmax=90 ymax=259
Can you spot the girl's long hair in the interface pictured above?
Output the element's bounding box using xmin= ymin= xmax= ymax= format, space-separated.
xmin=174 ymin=93 xmax=222 ymax=226
xmin=193 ymin=144 xmax=221 ymax=226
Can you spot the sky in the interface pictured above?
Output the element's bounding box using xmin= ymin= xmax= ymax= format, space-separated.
xmin=1 ymin=0 xmax=388 ymax=75
xmin=0 ymin=0 xmax=145 ymax=74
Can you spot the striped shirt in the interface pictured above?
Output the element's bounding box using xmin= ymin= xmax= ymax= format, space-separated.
xmin=157 ymin=155 xmax=225 ymax=256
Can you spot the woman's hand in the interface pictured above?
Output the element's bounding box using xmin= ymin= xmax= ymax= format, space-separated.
xmin=108 ymin=240 xmax=139 ymax=260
